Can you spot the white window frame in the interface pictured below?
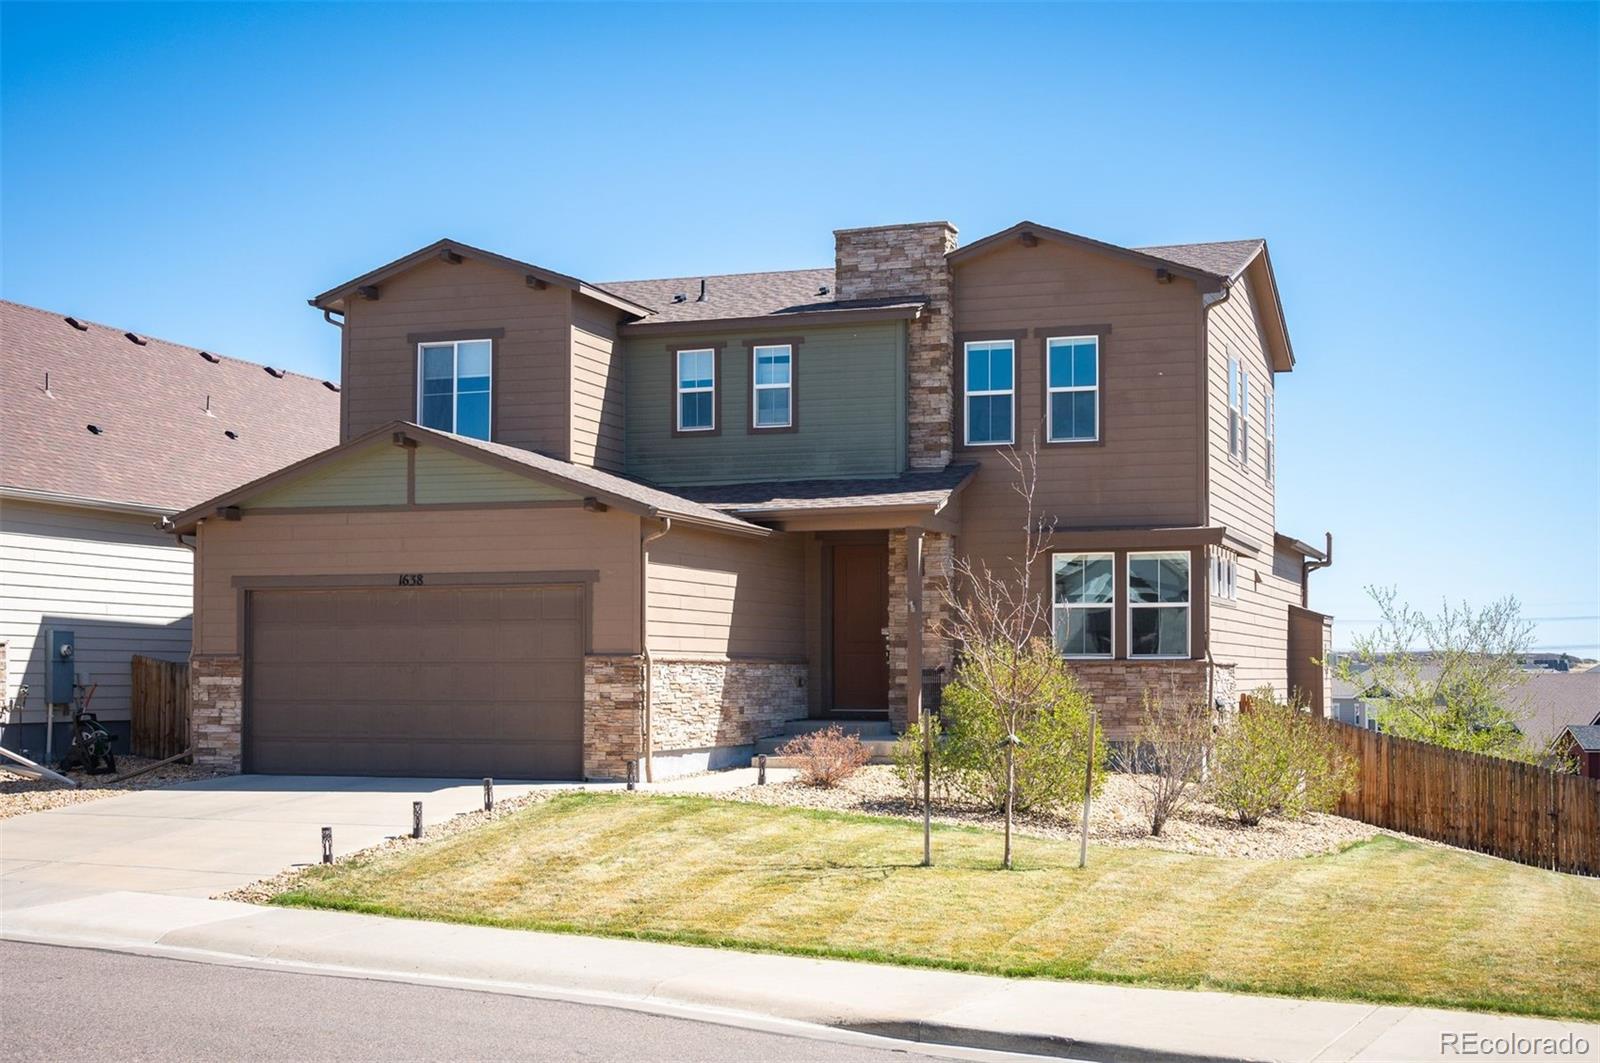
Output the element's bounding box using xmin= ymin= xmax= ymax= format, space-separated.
xmin=675 ymin=348 xmax=716 ymax=433
xmin=1045 ymin=335 xmax=1100 ymax=443
xmin=751 ymin=344 xmax=793 ymax=429
xmin=1265 ymin=388 xmax=1276 ymax=484
xmin=1209 ymin=547 xmax=1237 ymax=602
xmin=1052 ymin=552 xmax=1115 ymax=659
xmin=1239 ymin=365 xmax=1251 ymax=465
xmin=1127 ymin=550 xmax=1191 ymax=660
xmin=962 ymin=340 xmax=1015 ymax=447
xmin=415 ymin=339 xmax=493 ymax=438
xmin=1227 ymin=355 xmax=1242 ymax=461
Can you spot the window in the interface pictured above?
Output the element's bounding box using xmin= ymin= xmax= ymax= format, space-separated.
xmin=1053 ymin=553 xmax=1114 ymax=657
xmin=676 ymin=348 xmax=716 ymax=432
xmin=751 ymin=344 xmax=792 ymax=429
xmin=1265 ymin=389 xmax=1276 ymax=484
xmin=1046 ymin=336 xmax=1099 ymax=442
xmin=1128 ymin=551 xmax=1190 ymax=658
xmin=1239 ymin=365 xmax=1251 ymax=464
xmin=418 ymin=339 xmax=492 ymax=440
xmin=963 ymin=340 xmax=1014 ymax=446
xmin=1209 ymin=547 xmax=1237 ymax=601
xmin=1227 ymin=356 xmax=1242 ymax=461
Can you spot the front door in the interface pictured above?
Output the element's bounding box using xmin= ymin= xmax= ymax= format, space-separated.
xmin=831 ymin=542 xmax=889 ymax=712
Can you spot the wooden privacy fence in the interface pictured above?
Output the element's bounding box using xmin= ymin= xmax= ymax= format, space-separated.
xmin=1318 ymin=717 xmax=1600 ymax=877
xmin=130 ymin=655 xmax=189 ymax=759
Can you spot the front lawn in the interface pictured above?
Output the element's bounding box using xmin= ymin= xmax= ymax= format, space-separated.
xmin=273 ymin=793 xmax=1600 ymax=1019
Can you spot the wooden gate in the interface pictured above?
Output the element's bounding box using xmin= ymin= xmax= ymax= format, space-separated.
xmin=130 ymin=655 xmax=189 ymax=759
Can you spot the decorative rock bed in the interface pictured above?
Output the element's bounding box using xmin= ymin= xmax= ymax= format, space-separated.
xmin=0 ymin=757 xmax=223 ymax=820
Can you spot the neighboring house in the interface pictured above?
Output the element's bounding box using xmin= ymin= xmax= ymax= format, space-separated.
xmin=1332 ymin=666 xmax=1600 ymax=755
xmin=0 ymin=300 xmax=339 ymax=756
xmin=172 ymin=221 xmax=1334 ymax=781
xmin=1557 ymin=725 xmax=1600 ymax=779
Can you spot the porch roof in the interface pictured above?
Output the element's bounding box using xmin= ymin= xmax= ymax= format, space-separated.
xmin=679 ymin=464 xmax=978 ymax=521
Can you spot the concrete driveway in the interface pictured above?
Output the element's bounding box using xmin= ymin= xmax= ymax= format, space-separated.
xmin=0 ymin=776 xmax=602 ymax=912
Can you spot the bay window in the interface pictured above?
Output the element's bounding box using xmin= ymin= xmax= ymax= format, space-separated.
xmin=1052 ymin=553 xmax=1113 ymax=657
xmin=1129 ymin=551 xmax=1191 ymax=658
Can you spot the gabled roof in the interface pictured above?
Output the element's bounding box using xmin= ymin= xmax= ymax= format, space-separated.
xmin=170 ymin=421 xmax=769 ymax=538
xmin=1 ymin=299 xmax=339 ymax=515
xmin=681 ymin=464 xmax=978 ymax=517
xmin=1563 ymin=724 xmax=1600 ymax=752
xmin=1136 ymin=239 xmax=1265 ymax=281
xmin=309 ymin=238 xmax=653 ymax=319
xmin=948 ymin=221 xmax=1232 ymax=285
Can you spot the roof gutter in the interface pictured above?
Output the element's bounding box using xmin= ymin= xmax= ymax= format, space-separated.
xmin=619 ymin=303 xmax=925 ymax=338
xmin=0 ymin=486 xmax=174 ymax=518
xmin=1301 ymin=532 xmax=1334 ymax=608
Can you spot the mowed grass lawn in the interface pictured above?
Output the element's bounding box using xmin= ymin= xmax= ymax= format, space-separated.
xmin=275 ymin=793 xmax=1600 ymax=1019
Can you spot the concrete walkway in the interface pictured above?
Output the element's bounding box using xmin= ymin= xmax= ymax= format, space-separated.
xmin=4 ymin=890 xmax=1595 ymax=1063
xmin=0 ymin=775 xmax=615 ymax=909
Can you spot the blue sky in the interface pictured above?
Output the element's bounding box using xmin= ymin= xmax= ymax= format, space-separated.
xmin=3 ymin=3 xmax=1596 ymax=653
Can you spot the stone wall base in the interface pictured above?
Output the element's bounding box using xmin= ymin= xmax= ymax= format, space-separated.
xmin=1066 ymin=659 xmax=1238 ymax=738
xmin=190 ymin=654 xmax=243 ymax=771
xmin=649 ymin=657 xmax=807 ymax=754
xmin=584 ymin=654 xmax=644 ymax=781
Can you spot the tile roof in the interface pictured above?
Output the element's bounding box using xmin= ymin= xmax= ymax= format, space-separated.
xmin=1136 ymin=239 xmax=1265 ymax=280
xmin=600 ymin=268 xmax=838 ymax=324
xmin=680 ymin=464 xmax=978 ymax=515
xmin=1564 ymin=724 xmax=1600 ymax=751
xmin=1 ymin=299 xmax=339 ymax=514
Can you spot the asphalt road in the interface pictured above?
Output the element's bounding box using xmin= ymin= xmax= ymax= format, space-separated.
xmin=0 ymin=940 xmax=958 ymax=1062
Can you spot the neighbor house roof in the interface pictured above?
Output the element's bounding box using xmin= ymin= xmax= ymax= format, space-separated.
xmin=1330 ymin=667 xmax=1600 ymax=749
xmin=1563 ymin=725 xmax=1600 ymax=752
xmin=170 ymin=420 xmax=768 ymax=538
xmin=1 ymin=299 xmax=340 ymax=515
xmin=681 ymin=464 xmax=978 ymax=517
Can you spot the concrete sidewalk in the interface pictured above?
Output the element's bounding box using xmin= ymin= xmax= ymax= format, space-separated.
xmin=4 ymin=891 xmax=1594 ymax=1063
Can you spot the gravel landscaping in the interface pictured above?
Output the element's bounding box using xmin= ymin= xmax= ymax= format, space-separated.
xmin=712 ymin=765 xmax=1383 ymax=859
xmin=0 ymin=757 xmax=223 ymax=820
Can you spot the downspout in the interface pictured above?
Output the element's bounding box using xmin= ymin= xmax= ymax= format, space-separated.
xmin=1302 ymin=532 xmax=1333 ymax=608
xmin=639 ymin=516 xmax=672 ymax=783
xmin=1199 ymin=278 xmax=1233 ymax=712
xmin=321 ymin=308 xmax=345 ymax=330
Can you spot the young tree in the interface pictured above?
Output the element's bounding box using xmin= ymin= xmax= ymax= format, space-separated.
xmin=1133 ymin=694 xmax=1213 ymax=837
xmin=1334 ymin=587 xmax=1535 ymax=759
xmin=942 ymin=436 xmax=1103 ymax=868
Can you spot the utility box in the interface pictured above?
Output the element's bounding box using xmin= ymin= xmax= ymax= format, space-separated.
xmin=46 ymin=628 xmax=75 ymax=705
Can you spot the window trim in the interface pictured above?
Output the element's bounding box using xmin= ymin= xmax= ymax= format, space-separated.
xmin=1052 ymin=551 xmax=1115 ymax=659
xmin=1265 ymin=388 xmax=1275 ymax=484
xmin=1227 ymin=354 xmax=1241 ymax=462
xmin=669 ymin=343 xmax=722 ymax=437
xmin=1127 ymin=550 xmax=1192 ymax=660
xmin=744 ymin=338 xmax=803 ymax=434
xmin=1208 ymin=546 xmax=1238 ymax=603
xmin=414 ymin=336 xmax=495 ymax=440
xmin=961 ymin=338 xmax=1017 ymax=447
xmin=1239 ymin=365 xmax=1252 ymax=466
xmin=1043 ymin=333 xmax=1102 ymax=444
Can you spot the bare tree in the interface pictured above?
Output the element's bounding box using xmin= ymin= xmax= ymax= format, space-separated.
xmin=1132 ymin=693 xmax=1213 ymax=837
xmin=942 ymin=435 xmax=1058 ymax=869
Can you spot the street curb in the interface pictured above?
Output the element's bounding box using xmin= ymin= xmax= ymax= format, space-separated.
xmin=844 ymin=1021 xmax=1251 ymax=1063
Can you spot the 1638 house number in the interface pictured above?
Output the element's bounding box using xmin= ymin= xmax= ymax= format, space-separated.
xmin=397 ymin=573 xmax=426 ymax=586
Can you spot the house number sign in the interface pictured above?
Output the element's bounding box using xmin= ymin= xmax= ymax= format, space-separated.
xmin=397 ymin=573 xmax=426 ymax=586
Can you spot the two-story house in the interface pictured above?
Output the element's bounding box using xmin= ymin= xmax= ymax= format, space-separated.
xmin=172 ymin=221 xmax=1333 ymax=780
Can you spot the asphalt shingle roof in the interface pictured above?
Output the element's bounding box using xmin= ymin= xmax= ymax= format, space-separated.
xmin=1 ymin=299 xmax=339 ymax=514
xmin=680 ymin=465 xmax=977 ymax=515
xmin=601 ymin=269 xmax=838 ymax=324
xmin=1136 ymin=239 xmax=1264 ymax=280
xmin=1566 ymin=724 xmax=1600 ymax=752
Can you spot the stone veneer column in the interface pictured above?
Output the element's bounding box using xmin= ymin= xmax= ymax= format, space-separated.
xmin=834 ymin=222 xmax=958 ymax=470
xmin=190 ymin=655 xmax=243 ymax=771
xmin=583 ymin=654 xmax=643 ymax=780
xmin=648 ymin=659 xmax=807 ymax=752
xmin=886 ymin=528 xmax=956 ymax=730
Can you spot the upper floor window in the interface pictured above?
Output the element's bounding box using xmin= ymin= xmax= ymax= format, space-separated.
xmin=964 ymin=340 xmax=1014 ymax=446
xmin=418 ymin=339 xmax=492 ymax=440
xmin=751 ymin=344 xmax=793 ymax=429
xmin=1266 ymin=389 xmax=1276 ymax=484
xmin=1129 ymin=551 xmax=1190 ymax=658
xmin=676 ymin=348 xmax=717 ymax=432
xmin=1052 ymin=552 xmax=1114 ymax=658
xmin=1227 ymin=356 xmax=1251 ymax=464
xmin=1046 ymin=336 xmax=1099 ymax=442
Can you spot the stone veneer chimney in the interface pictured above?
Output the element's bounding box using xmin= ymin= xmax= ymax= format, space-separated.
xmin=834 ymin=221 xmax=958 ymax=469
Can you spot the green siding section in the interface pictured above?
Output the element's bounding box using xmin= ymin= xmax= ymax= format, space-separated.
xmin=414 ymin=445 xmax=576 ymax=504
xmin=252 ymin=442 xmax=407 ymax=508
xmin=624 ymin=322 xmax=905 ymax=485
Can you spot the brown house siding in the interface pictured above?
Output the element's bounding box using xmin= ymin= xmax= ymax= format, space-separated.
xmin=570 ymin=295 xmax=625 ymax=471
xmin=193 ymin=506 xmax=642 ymax=658
xmin=646 ymin=525 xmax=806 ymax=660
xmin=1206 ymin=261 xmax=1276 ymax=549
xmin=341 ymin=257 xmax=573 ymax=458
xmin=1211 ymin=543 xmax=1304 ymax=697
xmin=951 ymin=239 xmax=1205 ymax=588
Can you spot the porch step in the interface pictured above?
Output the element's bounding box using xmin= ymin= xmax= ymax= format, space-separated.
xmin=753 ymin=719 xmax=899 ymax=764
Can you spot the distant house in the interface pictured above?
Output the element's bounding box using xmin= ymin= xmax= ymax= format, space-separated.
xmin=1556 ymin=725 xmax=1600 ymax=779
xmin=0 ymin=300 xmax=339 ymax=756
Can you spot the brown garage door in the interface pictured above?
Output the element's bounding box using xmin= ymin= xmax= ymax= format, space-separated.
xmin=246 ymin=584 xmax=584 ymax=779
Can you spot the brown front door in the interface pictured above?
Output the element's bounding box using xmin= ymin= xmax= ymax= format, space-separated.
xmin=831 ymin=542 xmax=889 ymax=712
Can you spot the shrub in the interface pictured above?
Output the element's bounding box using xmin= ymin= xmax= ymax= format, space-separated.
xmin=1209 ymin=688 xmax=1356 ymax=826
xmin=776 ymin=725 xmax=871 ymax=788
xmin=1133 ymin=693 xmax=1214 ymax=837
xmin=893 ymin=715 xmax=953 ymax=804
xmin=938 ymin=641 xmax=1107 ymax=814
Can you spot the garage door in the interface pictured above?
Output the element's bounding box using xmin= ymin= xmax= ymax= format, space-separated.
xmin=246 ymin=584 xmax=584 ymax=778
